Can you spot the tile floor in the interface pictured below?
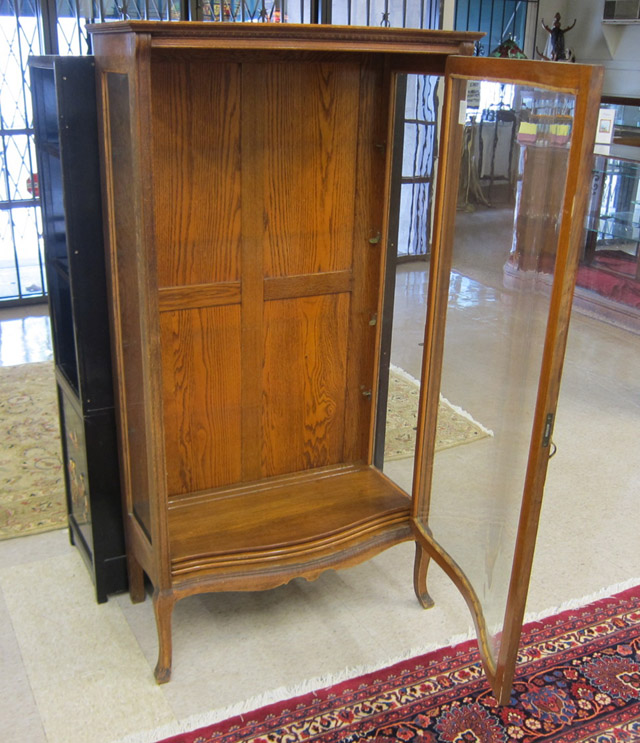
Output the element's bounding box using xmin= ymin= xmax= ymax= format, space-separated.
xmin=1 ymin=233 xmax=639 ymax=742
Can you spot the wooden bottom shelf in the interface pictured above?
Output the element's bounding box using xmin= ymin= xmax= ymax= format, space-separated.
xmin=168 ymin=464 xmax=412 ymax=583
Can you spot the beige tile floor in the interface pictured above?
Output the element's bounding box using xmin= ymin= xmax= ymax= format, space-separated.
xmin=1 ymin=239 xmax=639 ymax=742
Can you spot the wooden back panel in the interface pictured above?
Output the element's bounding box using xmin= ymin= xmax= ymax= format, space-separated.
xmin=152 ymin=53 xmax=386 ymax=496
xmin=254 ymin=62 xmax=359 ymax=278
xmin=153 ymin=60 xmax=242 ymax=287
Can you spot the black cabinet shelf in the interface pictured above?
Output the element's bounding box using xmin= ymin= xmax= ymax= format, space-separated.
xmin=29 ymin=55 xmax=127 ymax=603
xmin=51 ymin=256 xmax=70 ymax=282
xmin=41 ymin=140 xmax=60 ymax=158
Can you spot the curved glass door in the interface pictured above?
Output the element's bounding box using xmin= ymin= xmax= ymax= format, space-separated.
xmin=412 ymin=57 xmax=603 ymax=703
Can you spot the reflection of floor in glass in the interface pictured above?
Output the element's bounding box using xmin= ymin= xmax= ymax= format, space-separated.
xmin=0 ymin=254 xmax=44 ymax=300
xmin=384 ymin=204 xmax=640 ymax=650
xmin=0 ymin=263 xmax=46 ymax=302
xmin=0 ymin=305 xmax=52 ymax=366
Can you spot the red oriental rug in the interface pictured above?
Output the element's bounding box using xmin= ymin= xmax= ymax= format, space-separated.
xmin=158 ymin=586 xmax=640 ymax=743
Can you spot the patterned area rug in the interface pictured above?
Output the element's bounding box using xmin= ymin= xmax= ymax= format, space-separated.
xmin=384 ymin=365 xmax=492 ymax=460
xmin=157 ymin=586 xmax=640 ymax=743
xmin=0 ymin=362 xmax=66 ymax=539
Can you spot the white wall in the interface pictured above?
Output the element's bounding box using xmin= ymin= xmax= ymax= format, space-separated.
xmin=543 ymin=0 xmax=639 ymax=97
xmin=441 ymin=0 xmax=455 ymax=31
xmin=442 ymin=0 xmax=639 ymax=98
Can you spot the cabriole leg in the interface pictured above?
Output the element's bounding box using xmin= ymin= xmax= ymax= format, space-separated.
xmin=153 ymin=588 xmax=176 ymax=684
xmin=413 ymin=542 xmax=435 ymax=609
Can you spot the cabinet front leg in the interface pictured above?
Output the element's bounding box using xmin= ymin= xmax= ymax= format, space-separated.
xmin=413 ymin=542 xmax=435 ymax=609
xmin=153 ymin=588 xmax=176 ymax=684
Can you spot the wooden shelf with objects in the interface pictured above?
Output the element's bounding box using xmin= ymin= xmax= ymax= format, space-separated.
xmin=29 ymin=56 xmax=127 ymax=603
xmin=87 ymin=21 xmax=602 ymax=702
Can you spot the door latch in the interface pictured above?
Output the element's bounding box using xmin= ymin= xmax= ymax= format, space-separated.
xmin=542 ymin=413 xmax=554 ymax=448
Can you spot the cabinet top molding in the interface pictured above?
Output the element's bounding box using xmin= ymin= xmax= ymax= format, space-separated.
xmin=86 ymin=21 xmax=483 ymax=55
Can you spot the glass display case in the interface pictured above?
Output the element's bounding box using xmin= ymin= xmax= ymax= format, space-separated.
xmin=608 ymin=99 xmax=640 ymax=147
xmin=88 ymin=20 xmax=601 ymax=703
xmin=578 ymin=144 xmax=640 ymax=332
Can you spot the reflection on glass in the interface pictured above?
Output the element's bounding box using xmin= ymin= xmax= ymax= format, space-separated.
xmin=585 ymin=155 xmax=640 ymax=284
xmin=427 ymin=81 xmax=576 ymax=663
xmin=381 ymin=74 xmax=438 ymax=486
xmin=398 ymin=75 xmax=439 ymax=258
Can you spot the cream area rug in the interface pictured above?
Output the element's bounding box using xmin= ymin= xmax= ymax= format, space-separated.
xmin=384 ymin=364 xmax=492 ymax=461
xmin=0 ymin=361 xmax=66 ymax=539
xmin=0 ymin=361 xmax=487 ymax=539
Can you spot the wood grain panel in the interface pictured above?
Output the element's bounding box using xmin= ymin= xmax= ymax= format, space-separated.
xmin=239 ymin=63 xmax=266 ymax=482
xmin=158 ymin=281 xmax=241 ymax=312
xmin=168 ymin=464 xmax=411 ymax=569
xmin=343 ymin=62 xmax=389 ymax=464
xmin=245 ymin=61 xmax=360 ymax=278
xmin=262 ymin=293 xmax=349 ymax=477
xmin=160 ymin=305 xmax=242 ymax=496
xmin=263 ymin=270 xmax=352 ymax=301
xmin=104 ymin=71 xmax=155 ymax=539
xmin=151 ymin=59 xmax=241 ymax=287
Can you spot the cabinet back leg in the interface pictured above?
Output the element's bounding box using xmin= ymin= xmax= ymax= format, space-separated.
xmin=153 ymin=588 xmax=176 ymax=684
xmin=414 ymin=542 xmax=435 ymax=609
xmin=127 ymin=551 xmax=146 ymax=603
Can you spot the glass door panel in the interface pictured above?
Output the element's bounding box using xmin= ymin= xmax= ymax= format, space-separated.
xmin=412 ymin=57 xmax=603 ymax=703
xmin=430 ymin=84 xmax=572 ymax=653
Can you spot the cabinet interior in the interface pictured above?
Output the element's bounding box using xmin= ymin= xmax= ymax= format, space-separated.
xmin=103 ymin=46 xmax=441 ymax=579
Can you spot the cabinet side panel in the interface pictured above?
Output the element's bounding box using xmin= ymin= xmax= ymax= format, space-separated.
xmin=160 ymin=305 xmax=242 ymax=496
xmin=249 ymin=62 xmax=359 ymax=278
xmin=104 ymin=71 xmax=152 ymax=539
xmin=344 ymin=61 xmax=389 ymax=464
xmin=151 ymin=59 xmax=241 ymax=287
xmin=262 ymin=293 xmax=349 ymax=477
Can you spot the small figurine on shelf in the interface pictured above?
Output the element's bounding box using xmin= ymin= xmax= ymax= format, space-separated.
xmin=539 ymin=13 xmax=576 ymax=61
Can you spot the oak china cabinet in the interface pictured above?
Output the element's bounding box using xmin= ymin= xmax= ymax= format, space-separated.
xmin=88 ymin=21 xmax=602 ymax=701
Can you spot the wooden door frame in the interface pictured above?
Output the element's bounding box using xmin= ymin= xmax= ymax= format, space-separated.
xmin=411 ymin=55 xmax=604 ymax=703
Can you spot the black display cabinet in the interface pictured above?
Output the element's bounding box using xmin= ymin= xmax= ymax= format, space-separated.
xmin=29 ymin=55 xmax=127 ymax=602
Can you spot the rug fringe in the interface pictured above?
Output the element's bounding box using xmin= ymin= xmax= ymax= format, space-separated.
xmin=520 ymin=576 xmax=640 ymax=624
xmin=439 ymin=395 xmax=494 ymax=437
xmin=388 ymin=363 xmax=421 ymax=386
xmin=111 ymin=631 xmax=477 ymax=743
xmin=388 ymin=364 xmax=494 ymax=438
xmin=110 ymin=580 xmax=640 ymax=743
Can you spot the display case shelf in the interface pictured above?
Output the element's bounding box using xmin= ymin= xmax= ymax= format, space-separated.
xmin=595 ymin=212 xmax=640 ymax=242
